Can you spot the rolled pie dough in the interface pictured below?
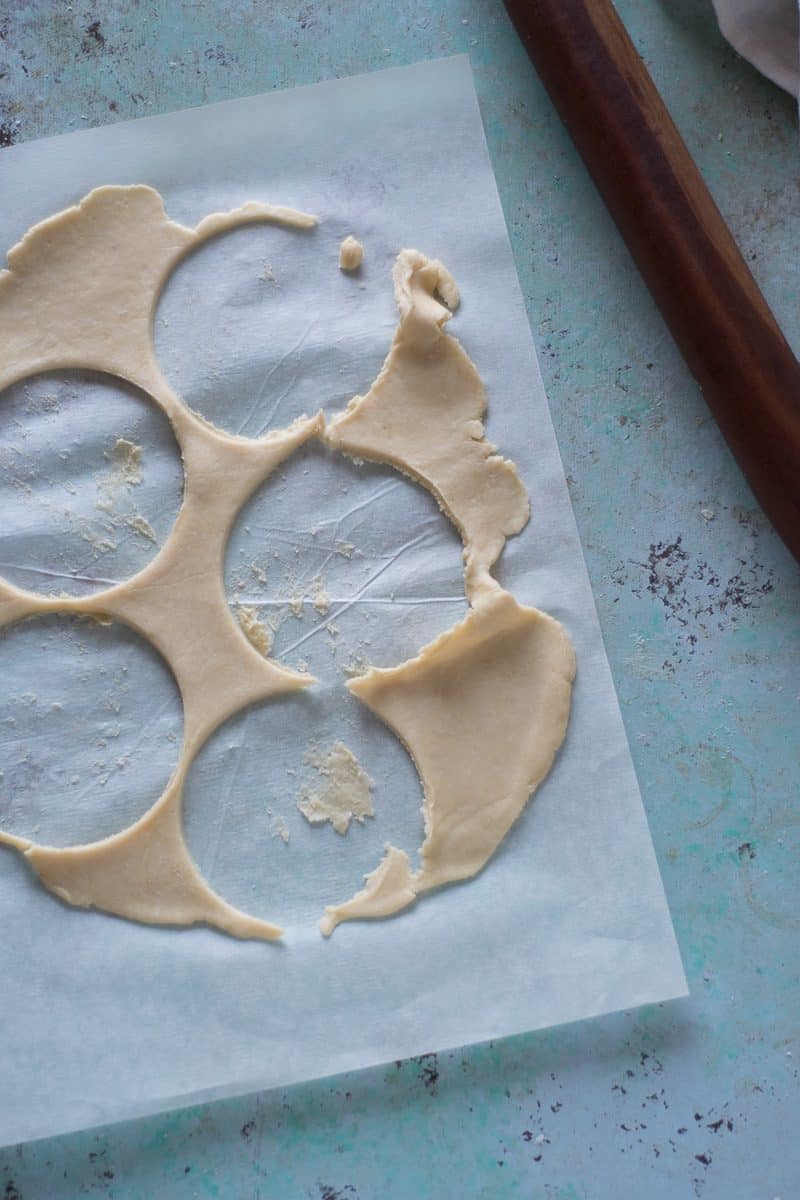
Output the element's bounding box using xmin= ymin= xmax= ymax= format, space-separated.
xmin=0 ymin=186 xmax=575 ymax=941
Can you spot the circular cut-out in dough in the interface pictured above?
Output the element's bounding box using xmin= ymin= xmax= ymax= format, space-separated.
xmin=0 ymin=369 xmax=185 ymax=597
xmin=223 ymin=439 xmax=468 ymax=676
xmin=0 ymin=612 xmax=183 ymax=848
xmin=183 ymin=686 xmax=424 ymax=929
xmin=153 ymin=222 xmax=395 ymax=438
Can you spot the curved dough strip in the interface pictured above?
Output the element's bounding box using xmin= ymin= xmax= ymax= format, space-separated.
xmin=320 ymin=591 xmax=575 ymax=934
xmin=18 ymin=775 xmax=281 ymax=940
xmin=326 ymin=249 xmax=530 ymax=603
xmin=320 ymin=253 xmax=576 ymax=935
xmin=0 ymin=185 xmax=321 ymax=939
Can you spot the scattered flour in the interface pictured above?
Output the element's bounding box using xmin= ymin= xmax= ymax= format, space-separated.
xmin=126 ymin=513 xmax=157 ymax=543
xmin=310 ymin=574 xmax=330 ymax=614
xmin=96 ymin=437 xmax=142 ymax=511
xmin=269 ymin=815 xmax=290 ymax=845
xmin=342 ymin=651 xmax=371 ymax=679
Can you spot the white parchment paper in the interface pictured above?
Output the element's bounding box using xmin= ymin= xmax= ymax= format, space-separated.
xmin=0 ymin=56 xmax=687 ymax=1147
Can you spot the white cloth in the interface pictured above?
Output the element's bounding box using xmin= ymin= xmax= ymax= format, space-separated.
xmin=712 ymin=0 xmax=799 ymax=94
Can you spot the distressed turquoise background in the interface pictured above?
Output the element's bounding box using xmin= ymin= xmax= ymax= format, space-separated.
xmin=1 ymin=2 xmax=798 ymax=1197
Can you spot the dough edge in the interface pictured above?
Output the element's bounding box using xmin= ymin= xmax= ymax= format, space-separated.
xmin=0 ymin=186 xmax=576 ymax=944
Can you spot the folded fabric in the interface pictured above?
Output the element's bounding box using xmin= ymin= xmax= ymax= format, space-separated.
xmin=712 ymin=0 xmax=799 ymax=95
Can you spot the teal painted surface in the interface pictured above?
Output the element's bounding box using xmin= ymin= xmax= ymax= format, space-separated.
xmin=1 ymin=2 xmax=798 ymax=1197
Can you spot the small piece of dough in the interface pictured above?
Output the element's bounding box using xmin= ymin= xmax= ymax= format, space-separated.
xmin=338 ymin=235 xmax=364 ymax=271
xmin=297 ymin=741 xmax=374 ymax=835
xmin=321 ymin=591 xmax=575 ymax=933
xmin=320 ymin=846 xmax=415 ymax=936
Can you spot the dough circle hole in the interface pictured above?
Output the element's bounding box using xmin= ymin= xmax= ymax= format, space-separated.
xmin=183 ymin=691 xmax=424 ymax=930
xmin=0 ymin=613 xmax=183 ymax=849
xmin=153 ymin=223 xmax=395 ymax=437
xmin=0 ymin=370 xmax=184 ymax=597
xmin=224 ymin=440 xmax=468 ymax=677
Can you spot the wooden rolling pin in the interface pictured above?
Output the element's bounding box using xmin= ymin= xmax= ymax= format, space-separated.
xmin=503 ymin=0 xmax=800 ymax=561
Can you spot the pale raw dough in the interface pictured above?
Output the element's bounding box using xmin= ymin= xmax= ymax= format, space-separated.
xmin=320 ymin=592 xmax=575 ymax=933
xmin=0 ymin=186 xmax=575 ymax=942
xmin=338 ymin=235 xmax=364 ymax=271
xmin=0 ymin=186 xmax=322 ymax=940
xmin=326 ymin=250 xmax=530 ymax=601
xmin=319 ymin=845 xmax=416 ymax=935
xmin=320 ymin=249 xmax=575 ymax=934
xmin=235 ymin=604 xmax=275 ymax=656
xmin=296 ymin=741 xmax=375 ymax=835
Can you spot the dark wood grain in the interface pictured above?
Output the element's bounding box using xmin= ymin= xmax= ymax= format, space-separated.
xmin=504 ymin=0 xmax=800 ymax=560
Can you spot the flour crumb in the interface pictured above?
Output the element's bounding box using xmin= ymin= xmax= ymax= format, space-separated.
xmin=310 ymin=574 xmax=330 ymax=614
xmin=297 ymin=741 xmax=374 ymax=835
xmin=342 ymin=651 xmax=371 ymax=678
xmin=235 ymin=605 xmax=274 ymax=656
xmin=338 ymin=235 xmax=364 ymax=271
xmin=79 ymin=528 xmax=117 ymax=554
xmin=701 ymin=507 xmax=715 ymax=521
xmin=111 ymin=438 xmax=142 ymax=485
xmin=94 ymin=437 xmax=145 ymax=520
xmin=283 ymin=568 xmax=304 ymax=618
xmin=282 ymin=568 xmax=331 ymax=617
xmin=269 ymin=815 xmax=290 ymax=845
xmin=96 ymin=438 xmax=142 ymax=509
xmin=126 ymin=513 xmax=158 ymax=543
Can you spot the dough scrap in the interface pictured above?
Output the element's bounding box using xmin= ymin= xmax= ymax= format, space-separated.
xmin=235 ymin=604 xmax=275 ymax=657
xmin=326 ymin=250 xmax=530 ymax=601
xmin=320 ymin=592 xmax=575 ymax=933
xmin=0 ymin=186 xmax=575 ymax=943
xmin=338 ymin=235 xmax=364 ymax=271
xmin=297 ymin=741 xmax=374 ymax=835
xmin=94 ymin=438 xmax=143 ymax=512
xmin=309 ymin=575 xmax=331 ymax=615
xmin=320 ymin=845 xmax=415 ymax=936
